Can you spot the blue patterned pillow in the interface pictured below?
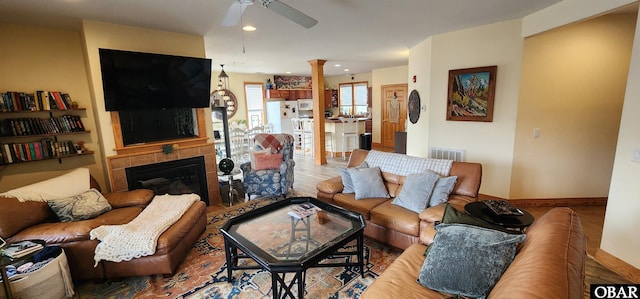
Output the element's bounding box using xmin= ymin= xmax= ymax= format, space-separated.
xmin=47 ymin=188 xmax=112 ymax=222
xmin=418 ymin=224 xmax=525 ymax=298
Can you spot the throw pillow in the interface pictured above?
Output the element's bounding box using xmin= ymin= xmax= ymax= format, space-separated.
xmin=418 ymin=223 xmax=525 ymax=298
xmin=250 ymin=148 xmax=272 ymax=169
xmin=429 ymin=174 xmax=458 ymax=207
xmin=47 ymin=188 xmax=112 ymax=222
xmin=348 ymin=166 xmax=390 ymax=200
xmin=337 ymin=161 xmax=368 ymax=194
xmin=253 ymin=153 xmax=283 ymax=170
xmin=0 ymin=168 xmax=90 ymax=202
xmin=391 ymin=171 xmax=440 ymax=213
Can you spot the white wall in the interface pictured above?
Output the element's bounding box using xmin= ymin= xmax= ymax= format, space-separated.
xmin=406 ymin=38 xmax=433 ymax=157
xmin=409 ymin=19 xmax=524 ymax=198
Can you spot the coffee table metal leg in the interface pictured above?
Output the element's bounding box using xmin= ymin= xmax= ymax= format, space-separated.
xmin=223 ymin=238 xmax=235 ymax=282
xmin=357 ymin=232 xmax=365 ymax=278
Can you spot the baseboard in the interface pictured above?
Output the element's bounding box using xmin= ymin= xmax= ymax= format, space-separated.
xmin=478 ymin=194 xmax=607 ymax=207
xmin=595 ymin=248 xmax=640 ymax=283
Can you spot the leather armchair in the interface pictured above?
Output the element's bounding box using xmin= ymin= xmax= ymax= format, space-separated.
xmin=241 ymin=133 xmax=295 ymax=198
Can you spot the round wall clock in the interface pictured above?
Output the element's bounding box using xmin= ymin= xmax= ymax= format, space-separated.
xmin=210 ymin=89 xmax=238 ymax=118
xmin=408 ymin=90 xmax=421 ymax=124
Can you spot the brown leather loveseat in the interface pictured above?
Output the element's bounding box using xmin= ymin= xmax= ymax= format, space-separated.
xmin=0 ymin=171 xmax=207 ymax=281
xmin=316 ymin=149 xmax=482 ymax=249
xmin=361 ymin=207 xmax=587 ymax=298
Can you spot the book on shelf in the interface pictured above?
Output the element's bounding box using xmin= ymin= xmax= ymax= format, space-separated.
xmin=481 ymin=200 xmax=524 ymax=216
xmin=1 ymin=240 xmax=43 ymax=258
xmin=288 ymin=202 xmax=322 ymax=219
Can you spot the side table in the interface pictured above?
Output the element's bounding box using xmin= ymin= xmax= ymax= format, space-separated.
xmin=218 ymin=169 xmax=243 ymax=207
xmin=464 ymin=201 xmax=534 ymax=232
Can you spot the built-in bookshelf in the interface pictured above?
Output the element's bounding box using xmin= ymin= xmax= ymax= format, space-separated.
xmin=0 ymin=91 xmax=92 ymax=165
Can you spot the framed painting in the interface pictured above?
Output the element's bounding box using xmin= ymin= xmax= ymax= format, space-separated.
xmin=446 ymin=65 xmax=497 ymax=122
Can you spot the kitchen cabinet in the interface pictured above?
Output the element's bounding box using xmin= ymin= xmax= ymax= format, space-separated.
xmin=324 ymin=89 xmax=338 ymax=108
xmin=265 ymin=89 xmax=291 ymax=99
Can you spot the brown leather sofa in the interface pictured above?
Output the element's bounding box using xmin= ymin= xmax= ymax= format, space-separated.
xmin=361 ymin=207 xmax=587 ymax=298
xmin=0 ymin=176 xmax=207 ymax=281
xmin=316 ymin=149 xmax=482 ymax=249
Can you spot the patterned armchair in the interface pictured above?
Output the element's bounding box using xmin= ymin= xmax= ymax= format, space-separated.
xmin=240 ymin=133 xmax=295 ymax=198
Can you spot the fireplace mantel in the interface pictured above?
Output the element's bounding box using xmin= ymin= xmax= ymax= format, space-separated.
xmin=107 ymin=143 xmax=221 ymax=206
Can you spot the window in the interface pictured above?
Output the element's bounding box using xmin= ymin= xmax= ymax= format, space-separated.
xmin=244 ymin=83 xmax=265 ymax=128
xmin=339 ymin=82 xmax=368 ymax=115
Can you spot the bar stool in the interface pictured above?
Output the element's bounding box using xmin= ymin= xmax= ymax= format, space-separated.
xmin=339 ymin=117 xmax=359 ymax=160
xmin=291 ymin=118 xmax=303 ymax=154
xmin=325 ymin=131 xmax=335 ymax=157
xmin=301 ymin=119 xmax=314 ymax=157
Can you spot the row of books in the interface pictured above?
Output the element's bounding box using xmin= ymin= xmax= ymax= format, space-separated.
xmin=0 ymin=115 xmax=85 ymax=137
xmin=1 ymin=240 xmax=43 ymax=258
xmin=0 ymin=90 xmax=75 ymax=112
xmin=0 ymin=139 xmax=79 ymax=164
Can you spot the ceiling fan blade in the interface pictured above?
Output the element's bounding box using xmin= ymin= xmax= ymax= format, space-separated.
xmin=263 ymin=0 xmax=318 ymax=29
xmin=221 ymin=1 xmax=249 ymax=27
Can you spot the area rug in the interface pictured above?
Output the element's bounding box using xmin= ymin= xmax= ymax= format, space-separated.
xmin=74 ymin=198 xmax=401 ymax=298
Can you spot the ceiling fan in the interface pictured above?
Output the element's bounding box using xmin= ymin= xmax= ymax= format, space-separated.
xmin=221 ymin=0 xmax=318 ymax=29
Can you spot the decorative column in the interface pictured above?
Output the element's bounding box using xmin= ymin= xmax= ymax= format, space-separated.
xmin=308 ymin=59 xmax=327 ymax=165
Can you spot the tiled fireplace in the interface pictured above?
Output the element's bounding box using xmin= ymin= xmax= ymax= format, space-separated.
xmin=107 ymin=143 xmax=221 ymax=206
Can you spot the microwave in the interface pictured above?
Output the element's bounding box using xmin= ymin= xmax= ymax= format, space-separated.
xmin=298 ymin=99 xmax=313 ymax=110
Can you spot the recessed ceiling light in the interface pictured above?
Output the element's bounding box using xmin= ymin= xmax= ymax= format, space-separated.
xmin=334 ymin=64 xmax=341 ymax=67
xmin=344 ymin=68 xmax=350 ymax=72
xmin=286 ymin=71 xmax=292 ymax=74
xmin=243 ymin=25 xmax=256 ymax=31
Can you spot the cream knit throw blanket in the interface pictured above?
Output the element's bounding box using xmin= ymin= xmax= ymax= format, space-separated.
xmin=90 ymin=193 xmax=199 ymax=265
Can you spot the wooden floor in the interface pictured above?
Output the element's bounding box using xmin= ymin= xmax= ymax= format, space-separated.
xmin=212 ymin=145 xmax=633 ymax=292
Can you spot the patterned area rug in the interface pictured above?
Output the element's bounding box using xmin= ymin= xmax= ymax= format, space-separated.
xmin=75 ymin=198 xmax=401 ymax=298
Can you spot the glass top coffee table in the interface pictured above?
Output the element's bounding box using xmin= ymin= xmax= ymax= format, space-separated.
xmin=220 ymin=197 xmax=366 ymax=299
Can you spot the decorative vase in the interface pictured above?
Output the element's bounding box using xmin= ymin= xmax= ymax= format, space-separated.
xmin=218 ymin=158 xmax=234 ymax=174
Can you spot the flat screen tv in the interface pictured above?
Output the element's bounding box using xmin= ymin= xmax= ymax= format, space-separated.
xmin=99 ymin=48 xmax=212 ymax=111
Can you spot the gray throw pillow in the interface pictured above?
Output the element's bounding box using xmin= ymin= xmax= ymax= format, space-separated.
xmin=391 ymin=172 xmax=440 ymax=213
xmin=418 ymin=224 xmax=525 ymax=298
xmin=429 ymin=175 xmax=458 ymax=207
xmin=348 ymin=166 xmax=390 ymax=200
xmin=338 ymin=161 xmax=368 ymax=194
xmin=47 ymin=188 xmax=112 ymax=222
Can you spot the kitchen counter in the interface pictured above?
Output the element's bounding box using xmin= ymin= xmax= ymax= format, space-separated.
xmin=324 ymin=119 xmax=367 ymax=158
xmin=324 ymin=117 xmax=369 ymax=123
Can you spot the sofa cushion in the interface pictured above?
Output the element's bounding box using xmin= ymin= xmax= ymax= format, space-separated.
xmin=47 ymin=189 xmax=113 ymax=222
xmin=429 ymin=175 xmax=458 ymax=207
xmin=348 ymin=166 xmax=390 ymax=200
xmin=391 ymin=171 xmax=439 ymax=213
xmin=0 ymin=197 xmax=56 ymax=239
xmin=417 ymin=223 xmax=525 ymax=298
xmin=370 ymin=201 xmax=421 ymax=237
xmin=333 ymin=193 xmax=389 ymax=220
xmin=11 ymin=207 xmax=143 ymax=244
xmin=250 ymin=148 xmax=272 ymax=169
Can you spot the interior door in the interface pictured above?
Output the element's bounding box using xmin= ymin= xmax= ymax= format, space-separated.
xmin=381 ymin=84 xmax=408 ymax=148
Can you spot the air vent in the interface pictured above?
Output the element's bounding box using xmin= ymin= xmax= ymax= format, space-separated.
xmin=430 ymin=147 xmax=465 ymax=162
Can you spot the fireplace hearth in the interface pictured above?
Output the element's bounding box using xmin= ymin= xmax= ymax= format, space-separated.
xmin=125 ymin=156 xmax=209 ymax=204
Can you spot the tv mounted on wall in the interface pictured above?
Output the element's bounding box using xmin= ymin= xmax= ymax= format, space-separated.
xmin=99 ymin=49 xmax=212 ymax=111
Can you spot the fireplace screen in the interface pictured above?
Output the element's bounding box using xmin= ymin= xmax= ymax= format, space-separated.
xmin=125 ymin=156 xmax=209 ymax=205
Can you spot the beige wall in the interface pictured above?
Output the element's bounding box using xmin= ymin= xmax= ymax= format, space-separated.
xmin=409 ymin=19 xmax=525 ymax=198
xmin=511 ymin=13 xmax=635 ymax=199
xmin=406 ymin=38 xmax=433 ymax=157
xmin=603 ymin=10 xmax=640 ymax=269
xmin=0 ymin=23 xmax=105 ymax=191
